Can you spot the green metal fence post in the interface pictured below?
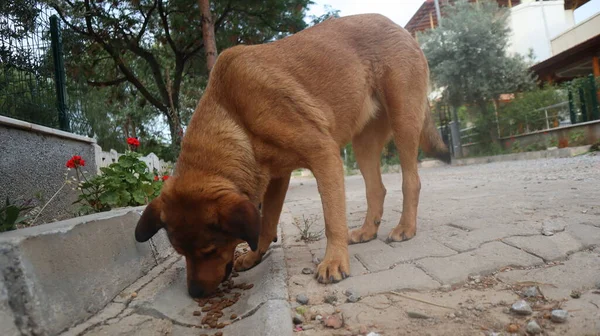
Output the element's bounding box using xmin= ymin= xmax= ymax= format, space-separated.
xmin=588 ymin=74 xmax=599 ymax=121
xmin=578 ymin=86 xmax=588 ymax=122
xmin=567 ymin=85 xmax=576 ymax=124
xmin=50 ymin=15 xmax=70 ymax=132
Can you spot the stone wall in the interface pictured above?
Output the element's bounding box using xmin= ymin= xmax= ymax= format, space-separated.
xmin=0 ymin=117 xmax=97 ymax=224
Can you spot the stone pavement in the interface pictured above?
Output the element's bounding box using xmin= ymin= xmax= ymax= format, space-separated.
xmin=60 ymin=233 xmax=292 ymax=336
xmin=281 ymin=154 xmax=600 ymax=335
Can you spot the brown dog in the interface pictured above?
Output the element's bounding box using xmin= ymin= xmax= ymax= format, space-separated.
xmin=134 ymin=14 xmax=450 ymax=298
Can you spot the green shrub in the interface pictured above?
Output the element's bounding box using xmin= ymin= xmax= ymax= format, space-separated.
xmin=0 ymin=197 xmax=35 ymax=232
xmin=69 ymin=139 xmax=166 ymax=215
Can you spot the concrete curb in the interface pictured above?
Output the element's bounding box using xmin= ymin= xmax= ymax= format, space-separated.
xmin=0 ymin=206 xmax=173 ymax=336
xmin=450 ymin=145 xmax=591 ymax=167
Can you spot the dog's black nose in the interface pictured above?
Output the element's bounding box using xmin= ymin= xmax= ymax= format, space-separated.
xmin=188 ymin=282 xmax=205 ymax=298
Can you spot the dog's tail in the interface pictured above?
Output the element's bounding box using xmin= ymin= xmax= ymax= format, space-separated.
xmin=420 ymin=103 xmax=452 ymax=164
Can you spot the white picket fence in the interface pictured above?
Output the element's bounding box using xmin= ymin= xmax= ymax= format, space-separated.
xmin=93 ymin=144 xmax=172 ymax=175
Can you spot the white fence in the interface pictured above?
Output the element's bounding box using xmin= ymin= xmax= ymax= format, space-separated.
xmin=93 ymin=144 xmax=172 ymax=175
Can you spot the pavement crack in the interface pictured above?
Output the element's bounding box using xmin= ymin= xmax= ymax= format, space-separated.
xmin=64 ymin=256 xmax=182 ymax=336
xmin=500 ymin=240 xmax=548 ymax=262
xmin=413 ymin=264 xmax=443 ymax=285
xmin=354 ymin=254 xmax=370 ymax=272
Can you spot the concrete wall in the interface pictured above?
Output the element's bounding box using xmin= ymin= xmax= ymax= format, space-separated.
xmin=0 ymin=117 xmax=97 ymax=224
xmin=551 ymin=12 xmax=600 ymax=55
xmin=499 ymin=120 xmax=600 ymax=150
xmin=508 ymin=0 xmax=573 ymax=62
xmin=0 ymin=206 xmax=173 ymax=336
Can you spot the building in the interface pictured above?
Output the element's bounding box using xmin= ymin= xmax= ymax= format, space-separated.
xmin=404 ymin=0 xmax=597 ymax=82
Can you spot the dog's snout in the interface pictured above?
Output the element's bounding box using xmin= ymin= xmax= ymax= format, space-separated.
xmin=188 ymin=282 xmax=205 ymax=298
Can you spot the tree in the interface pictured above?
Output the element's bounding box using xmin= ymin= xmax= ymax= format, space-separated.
xmin=46 ymin=0 xmax=312 ymax=151
xmin=419 ymin=0 xmax=535 ymax=143
xmin=199 ymin=0 xmax=217 ymax=72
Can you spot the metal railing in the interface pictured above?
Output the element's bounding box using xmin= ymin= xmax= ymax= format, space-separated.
xmin=0 ymin=5 xmax=71 ymax=131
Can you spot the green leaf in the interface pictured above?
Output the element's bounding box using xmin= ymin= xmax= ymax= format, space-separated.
xmin=131 ymin=189 xmax=147 ymax=205
xmin=119 ymin=190 xmax=132 ymax=205
xmin=141 ymin=183 xmax=154 ymax=196
xmin=125 ymin=174 xmax=138 ymax=184
xmin=99 ymin=191 xmax=120 ymax=206
xmin=5 ymin=206 xmax=20 ymax=225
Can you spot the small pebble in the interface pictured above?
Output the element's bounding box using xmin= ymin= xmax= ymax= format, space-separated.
xmin=570 ymin=290 xmax=581 ymax=299
xmin=506 ymin=324 xmax=519 ymax=333
xmin=526 ymin=320 xmax=542 ymax=334
xmin=407 ymin=311 xmax=430 ymax=319
xmin=130 ymin=292 xmax=137 ymax=298
xmin=455 ymin=310 xmax=464 ymax=317
xmin=523 ymin=286 xmax=538 ymax=297
xmin=293 ymin=314 xmax=304 ymax=324
xmin=346 ymin=294 xmax=360 ymax=303
xmin=551 ymin=309 xmax=568 ymax=323
xmin=230 ymin=313 xmax=237 ymax=319
xmin=440 ymin=284 xmax=452 ymax=292
xmin=344 ymin=288 xmax=357 ymax=297
xmin=475 ymin=304 xmax=484 ymax=312
xmin=511 ymin=300 xmax=533 ymax=315
xmin=192 ymin=311 xmax=201 ymax=316
xmin=315 ymin=315 xmax=323 ymax=322
xmin=302 ymin=267 xmax=314 ymax=275
xmin=324 ymin=295 xmax=337 ymax=304
xmin=296 ymin=294 xmax=309 ymax=305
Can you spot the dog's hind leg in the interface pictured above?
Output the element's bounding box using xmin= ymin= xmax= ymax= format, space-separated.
xmin=382 ymin=68 xmax=428 ymax=243
xmin=234 ymin=174 xmax=291 ymax=271
xmin=348 ymin=114 xmax=392 ymax=244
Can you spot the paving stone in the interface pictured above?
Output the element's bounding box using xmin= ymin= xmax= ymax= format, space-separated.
xmin=330 ymin=264 xmax=440 ymax=296
xmin=438 ymin=226 xmax=541 ymax=252
xmin=566 ymin=223 xmax=600 ymax=248
xmin=498 ymin=251 xmax=600 ymax=300
xmin=310 ymin=238 xmax=392 ymax=256
xmin=416 ymin=241 xmax=543 ymax=284
xmin=357 ymin=236 xmax=457 ymax=272
xmin=82 ymin=314 xmax=172 ymax=336
xmin=503 ymin=233 xmax=583 ymax=261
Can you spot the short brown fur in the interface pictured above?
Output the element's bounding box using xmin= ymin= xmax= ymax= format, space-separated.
xmin=135 ymin=14 xmax=450 ymax=297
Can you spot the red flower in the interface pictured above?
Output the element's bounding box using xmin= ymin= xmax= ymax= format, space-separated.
xmin=162 ymin=175 xmax=169 ymax=181
xmin=66 ymin=155 xmax=85 ymax=168
xmin=127 ymin=137 xmax=140 ymax=147
xmin=154 ymin=175 xmax=159 ymax=181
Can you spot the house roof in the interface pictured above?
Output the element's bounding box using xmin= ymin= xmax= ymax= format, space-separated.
xmin=404 ymin=0 xmax=521 ymax=36
xmin=531 ymin=33 xmax=600 ymax=82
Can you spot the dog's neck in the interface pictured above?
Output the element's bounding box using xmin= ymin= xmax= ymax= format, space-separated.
xmin=176 ymin=99 xmax=264 ymax=204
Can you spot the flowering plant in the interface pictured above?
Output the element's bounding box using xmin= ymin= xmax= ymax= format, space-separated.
xmin=126 ymin=137 xmax=140 ymax=148
xmin=70 ymin=139 xmax=164 ymax=214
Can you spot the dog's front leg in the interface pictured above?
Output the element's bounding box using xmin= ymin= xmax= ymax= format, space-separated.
xmin=234 ymin=175 xmax=291 ymax=271
xmin=311 ymin=153 xmax=350 ymax=283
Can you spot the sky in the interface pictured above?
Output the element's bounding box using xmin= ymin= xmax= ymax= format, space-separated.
xmin=306 ymin=0 xmax=600 ymax=28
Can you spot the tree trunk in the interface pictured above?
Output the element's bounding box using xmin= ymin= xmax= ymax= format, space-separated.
xmin=478 ymin=99 xmax=499 ymax=144
xmin=199 ymin=0 xmax=218 ymax=73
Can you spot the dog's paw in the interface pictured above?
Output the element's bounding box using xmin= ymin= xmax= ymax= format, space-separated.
xmin=348 ymin=227 xmax=377 ymax=244
xmin=386 ymin=225 xmax=416 ymax=243
xmin=234 ymin=251 xmax=263 ymax=272
xmin=316 ymin=249 xmax=350 ymax=284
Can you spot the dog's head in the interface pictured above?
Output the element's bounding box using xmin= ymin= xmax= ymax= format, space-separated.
xmin=134 ymin=175 xmax=260 ymax=298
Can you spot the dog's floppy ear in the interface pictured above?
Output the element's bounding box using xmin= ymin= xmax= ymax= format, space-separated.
xmin=135 ymin=197 xmax=165 ymax=242
xmin=219 ymin=196 xmax=260 ymax=251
